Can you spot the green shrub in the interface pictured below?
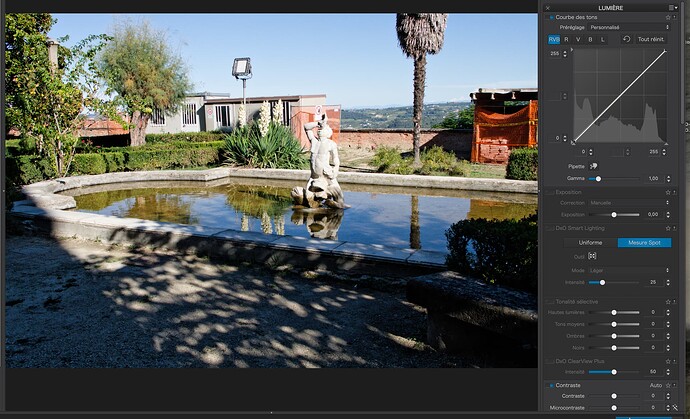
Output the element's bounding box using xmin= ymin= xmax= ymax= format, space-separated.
xmin=99 ymin=140 xmax=223 ymax=153
xmin=146 ymin=131 xmax=226 ymax=144
xmin=506 ymin=147 xmax=538 ymax=181
xmin=125 ymin=146 xmax=221 ymax=171
xmin=372 ymin=145 xmax=471 ymax=176
xmin=418 ymin=146 xmax=470 ymax=176
xmin=71 ymin=153 xmax=107 ymax=175
xmin=102 ymin=152 xmax=126 ymax=172
xmin=371 ymin=146 xmax=414 ymax=175
xmin=143 ymin=140 xmax=224 ymax=150
xmin=18 ymin=137 xmax=38 ymax=154
xmin=7 ymin=141 xmax=224 ymax=184
xmin=6 ymin=155 xmax=56 ymax=185
xmin=445 ymin=213 xmax=537 ymax=293
xmin=448 ymin=160 xmax=471 ymax=177
xmin=224 ymin=122 xmax=308 ymax=169
xmin=5 ymin=139 xmax=22 ymax=156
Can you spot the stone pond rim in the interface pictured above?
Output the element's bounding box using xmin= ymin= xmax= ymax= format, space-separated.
xmin=11 ymin=168 xmax=536 ymax=274
xmin=19 ymin=167 xmax=537 ymax=211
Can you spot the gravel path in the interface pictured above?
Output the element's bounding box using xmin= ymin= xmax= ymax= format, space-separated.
xmin=5 ymin=233 xmax=475 ymax=368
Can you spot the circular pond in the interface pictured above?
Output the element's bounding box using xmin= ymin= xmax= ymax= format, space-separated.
xmin=61 ymin=177 xmax=537 ymax=253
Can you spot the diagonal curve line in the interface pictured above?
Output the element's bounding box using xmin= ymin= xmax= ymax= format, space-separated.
xmin=573 ymin=49 xmax=667 ymax=144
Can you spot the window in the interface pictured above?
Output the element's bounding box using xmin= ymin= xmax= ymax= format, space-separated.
xmin=215 ymin=105 xmax=232 ymax=128
xmin=150 ymin=108 xmax=166 ymax=126
xmin=281 ymin=101 xmax=292 ymax=126
xmin=182 ymin=103 xmax=197 ymax=126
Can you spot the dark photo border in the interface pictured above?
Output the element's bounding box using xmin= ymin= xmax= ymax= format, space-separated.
xmin=3 ymin=0 xmax=541 ymax=413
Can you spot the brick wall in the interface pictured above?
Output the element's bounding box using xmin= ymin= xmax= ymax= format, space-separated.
xmin=337 ymin=128 xmax=472 ymax=160
xmin=478 ymin=139 xmax=511 ymax=164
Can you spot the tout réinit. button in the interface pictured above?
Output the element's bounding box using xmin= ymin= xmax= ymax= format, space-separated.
xmin=617 ymin=238 xmax=672 ymax=248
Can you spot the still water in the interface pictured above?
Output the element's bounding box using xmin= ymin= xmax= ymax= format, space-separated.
xmin=64 ymin=178 xmax=536 ymax=253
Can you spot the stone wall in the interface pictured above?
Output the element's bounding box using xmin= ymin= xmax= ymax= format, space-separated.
xmin=338 ymin=129 xmax=473 ymax=160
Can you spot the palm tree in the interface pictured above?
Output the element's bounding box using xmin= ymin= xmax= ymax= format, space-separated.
xmin=396 ymin=13 xmax=448 ymax=166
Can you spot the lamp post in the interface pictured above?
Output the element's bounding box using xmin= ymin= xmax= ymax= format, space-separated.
xmin=232 ymin=57 xmax=252 ymax=108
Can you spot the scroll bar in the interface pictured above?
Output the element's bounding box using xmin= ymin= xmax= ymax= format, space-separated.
xmin=682 ymin=1 xmax=685 ymax=126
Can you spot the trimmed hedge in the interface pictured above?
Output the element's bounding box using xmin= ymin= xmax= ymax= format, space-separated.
xmin=71 ymin=153 xmax=107 ymax=175
xmin=445 ymin=213 xmax=537 ymax=293
xmin=6 ymin=142 xmax=224 ymax=186
xmin=102 ymin=152 xmax=126 ymax=173
xmin=506 ymin=147 xmax=538 ymax=181
xmin=125 ymin=146 xmax=221 ymax=171
xmin=146 ymin=131 xmax=226 ymax=144
xmin=6 ymin=155 xmax=56 ymax=185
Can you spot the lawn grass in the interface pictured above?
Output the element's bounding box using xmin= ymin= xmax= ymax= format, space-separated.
xmin=340 ymin=146 xmax=509 ymax=179
xmin=467 ymin=163 xmax=506 ymax=179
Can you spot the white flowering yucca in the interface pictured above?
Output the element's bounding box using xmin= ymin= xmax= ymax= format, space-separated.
xmin=258 ymin=101 xmax=270 ymax=137
xmin=272 ymin=99 xmax=284 ymax=125
xmin=238 ymin=103 xmax=247 ymax=128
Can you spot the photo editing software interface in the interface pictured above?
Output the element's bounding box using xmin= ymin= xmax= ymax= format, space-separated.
xmin=540 ymin=0 xmax=687 ymax=418
xmin=0 ymin=0 xmax=688 ymax=418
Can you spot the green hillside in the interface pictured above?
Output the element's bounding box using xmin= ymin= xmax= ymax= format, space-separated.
xmin=341 ymin=102 xmax=472 ymax=129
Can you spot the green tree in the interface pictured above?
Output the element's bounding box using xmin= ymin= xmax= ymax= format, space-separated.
xmin=396 ymin=13 xmax=448 ymax=166
xmin=5 ymin=13 xmax=115 ymax=177
xmin=98 ymin=19 xmax=191 ymax=146
xmin=5 ymin=13 xmax=54 ymax=138
xmin=433 ymin=104 xmax=475 ymax=129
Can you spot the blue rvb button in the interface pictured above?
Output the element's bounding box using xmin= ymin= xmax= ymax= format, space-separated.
xmin=617 ymin=238 xmax=672 ymax=248
xmin=548 ymin=34 xmax=561 ymax=44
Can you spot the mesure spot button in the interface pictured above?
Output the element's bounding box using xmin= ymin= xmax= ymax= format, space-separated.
xmin=617 ymin=238 xmax=672 ymax=248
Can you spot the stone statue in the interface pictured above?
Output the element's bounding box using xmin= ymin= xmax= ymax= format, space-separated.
xmin=291 ymin=113 xmax=348 ymax=209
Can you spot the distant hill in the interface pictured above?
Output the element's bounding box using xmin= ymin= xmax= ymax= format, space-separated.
xmin=341 ymin=102 xmax=472 ymax=129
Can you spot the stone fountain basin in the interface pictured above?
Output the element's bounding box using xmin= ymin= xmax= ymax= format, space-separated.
xmin=11 ymin=168 xmax=536 ymax=275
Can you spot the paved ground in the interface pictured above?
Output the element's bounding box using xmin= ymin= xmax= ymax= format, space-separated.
xmin=5 ymin=232 xmax=482 ymax=368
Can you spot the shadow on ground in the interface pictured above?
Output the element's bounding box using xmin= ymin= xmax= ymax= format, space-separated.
xmin=6 ymin=226 xmax=479 ymax=368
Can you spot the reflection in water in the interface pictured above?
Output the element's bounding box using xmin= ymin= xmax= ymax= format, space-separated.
xmin=69 ymin=182 xmax=537 ymax=253
xmin=260 ymin=212 xmax=272 ymax=234
xmin=410 ymin=195 xmax=421 ymax=250
xmin=275 ymin=216 xmax=285 ymax=236
xmin=225 ymin=185 xmax=293 ymax=218
xmin=241 ymin=214 xmax=249 ymax=232
xmin=291 ymin=209 xmax=344 ymax=240
xmin=129 ymin=194 xmax=198 ymax=225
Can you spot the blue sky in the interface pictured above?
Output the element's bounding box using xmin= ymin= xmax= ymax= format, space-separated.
xmin=48 ymin=13 xmax=537 ymax=109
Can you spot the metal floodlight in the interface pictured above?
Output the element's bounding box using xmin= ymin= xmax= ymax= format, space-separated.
xmin=232 ymin=57 xmax=252 ymax=121
xmin=232 ymin=57 xmax=252 ymax=79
